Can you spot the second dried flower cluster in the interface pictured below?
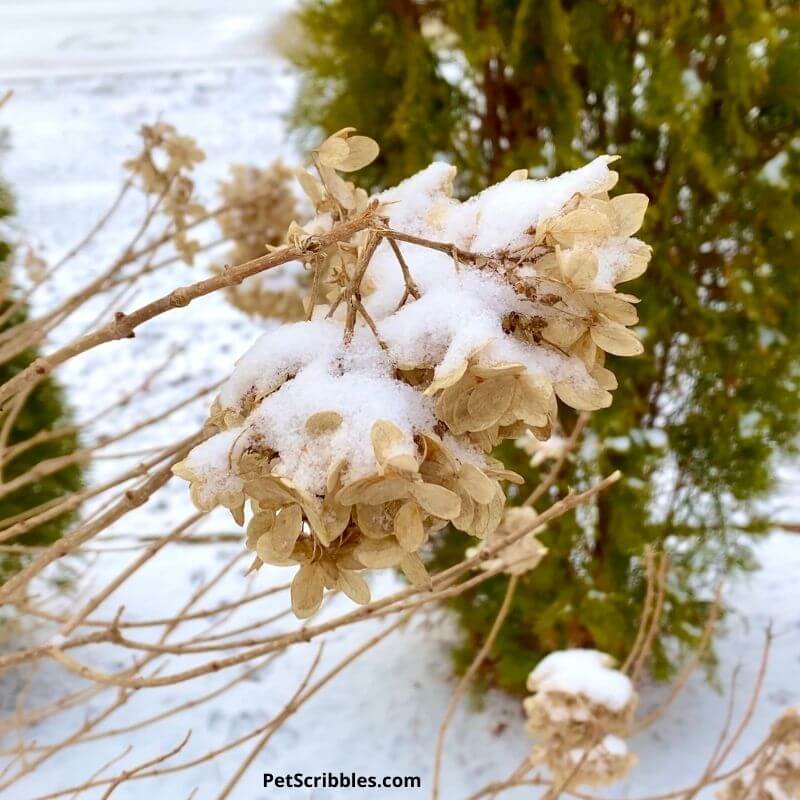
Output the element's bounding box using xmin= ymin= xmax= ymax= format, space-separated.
xmin=524 ymin=649 xmax=638 ymax=787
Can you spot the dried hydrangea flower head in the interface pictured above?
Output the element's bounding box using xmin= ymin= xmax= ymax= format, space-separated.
xmin=537 ymin=734 xmax=637 ymax=788
xmin=215 ymin=162 xmax=312 ymax=322
xmin=718 ymin=707 xmax=800 ymax=800
xmin=524 ymin=649 xmax=638 ymax=745
xmin=516 ymin=429 xmax=569 ymax=468
xmin=123 ymin=122 xmax=207 ymax=264
xmin=174 ymin=129 xmax=651 ymax=618
xmin=466 ymin=506 xmax=547 ymax=576
xmin=523 ymin=649 xmax=638 ymax=787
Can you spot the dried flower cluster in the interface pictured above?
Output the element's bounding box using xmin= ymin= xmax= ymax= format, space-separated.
xmin=466 ymin=506 xmax=547 ymax=576
xmin=524 ymin=649 xmax=638 ymax=787
xmin=719 ymin=707 xmax=800 ymax=800
xmin=215 ymin=162 xmax=311 ymax=321
xmin=123 ymin=122 xmax=207 ymax=264
xmin=173 ymin=128 xmax=651 ymax=618
xmin=516 ymin=429 xmax=569 ymax=468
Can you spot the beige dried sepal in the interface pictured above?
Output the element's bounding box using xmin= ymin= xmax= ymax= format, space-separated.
xmin=336 ymin=569 xmax=371 ymax=604
xmin=410 ymin=483 xmax=461 ymax=519
xmin=554 ymin=379 xmax=612 ymax=411
xmin=291 ymin=563 xmax=325 ymax=619
xmin=590 ymin=319 xmax=644 ymax=357
xmin=610 ymin=193 xmax=649 ymax=237
xmin=371 ymin=419 xmax=407 ymax=468
xmin=400 ymin=552 xmax=432 ymax=590
xmin=295 ymin=168 xmax=327 ymax=208
xmin=315 ymin=130 xmax=379 ymax=173
xmin=306 ymin=410 xmax=344 ymax=435
xmin=355 ymin=537 xmax=405 ymax=568
xmin=458 ymin=463 xmax=496 ymax=504
xmin=393 ymin=500 xmax=425 ymax=551
xmin=335 ymin=135 xmax=380 ymax=172
xmin=316 ymin=136 xmax=350 ymax=167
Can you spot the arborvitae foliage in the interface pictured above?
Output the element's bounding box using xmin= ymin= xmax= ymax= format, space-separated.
xmin=288 ymin=0 xmax=800 ymax=692
xmin=0 ymin=168 xmax=83 ymax=584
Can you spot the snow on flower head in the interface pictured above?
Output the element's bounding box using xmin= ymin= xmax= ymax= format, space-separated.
xmin=173 ymin=129 xmax=651 ymax=619
xmin=527 ymin=649 xmax=635 ymax=713
xmin=523 ymin=649 xmax=638 ymax=788
xmin=718 ymin=706 xmax=800 ymax=800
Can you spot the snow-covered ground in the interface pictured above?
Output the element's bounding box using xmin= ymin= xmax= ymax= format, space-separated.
xmin=0 ymin=6 xmax=798 ymax=798
xmin=0 ymin=0 xmax=296 ymax=78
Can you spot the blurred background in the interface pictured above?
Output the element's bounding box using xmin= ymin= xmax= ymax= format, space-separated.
xmin=0 ymin=1 xmax=798 ymax=797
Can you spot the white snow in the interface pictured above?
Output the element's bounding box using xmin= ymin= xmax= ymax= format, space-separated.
xmin=565 ymin=733 xmax=630 ymax=765
xmin=209 ymin=322 xmax=439 ymax=495
xmin=218 ymin=319 xmax=344 ymax=410
xmin=377 ymin=267 xmax=521 ymax=375
xmin=527 ymin=649 xmax=634 ymax=712
xmin=233 ymin=332 xmax=437 ymax=494
xmin=179 ymin=428 xmax=245 ymax=508
xmin=377 ymin=155 xmax=618 ymax=255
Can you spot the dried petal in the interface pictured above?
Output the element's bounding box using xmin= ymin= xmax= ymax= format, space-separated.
xmin=291 ymin=564 xmax=324 ymax=619
xmin=316 ymin=136 xmax=350 ymax=167
xmin=590 ymin=319 xmax=644 ymax=356
xmin=611 ymin=193 xmax=649 ymax=237
xmin=246 ymin=510 xmax=275 ymax=549
xmin=306 ymin=410 xmax=343 ymax=435
xmin=384 ymin=453 xmax=419 ymax=475
xmin=371 ymin=419 xmax=406 ymax=466
xmin=269 ymin=504 xmax=303 ymax=558
xmin=295 ymin=168 xmax=326 ymax=207
xmin=562 ymin=250 xmax=598 ymax=289
xmin=400 ymin=553 xmax=432 ymax=590
xmin=555 ymin=380 xmax=612 ymax=411
xmin=322 ymin=495 xmax=351 ymax=540
xmin=244 ymin=477 xmax=295 ymax=507
xmin=551 ymin=208 xmax=613 ymax=247
xmin=458 ymin=463 xmax=496 ymax=504
xmin=466 ymin=377 xmax=515 ymax=431
xmin=356 ymin=502 xmax=394 ymax=539
xmin=543 ymin=316 xmax=584 ymax=348
xmin=471 ymin=363 xmax=526 ymax=379
xmin=336 ymin=569 xmax=371 ymax=604
xmin=590 ymin=294 xmax=639 ymax=326
xmin=355 ymin=538 xmax=405 ymax=568
xmin=358 ymin=478 xmax=410 ymax=505
xmin=410 ymin=483 xmax=461 ymax=519
xmin=336 ymin=476 xmax=378 ymax=507
xmin=426 ymin=359 xmax=469 ymax=395
xmin=591 ymin=364 xmax=618 ymax=390
xmin=452 ymin=489 xmax=475 ymax=532
xmin=393 ymin=501 xmax=425 ymax=551
xmin=335 ymin=135 xmax=380 ymax=172
xmin=318 ymin=164 xmax=355 ymax=209
xmin=515 ymin=376 xmax=552 ymax=426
